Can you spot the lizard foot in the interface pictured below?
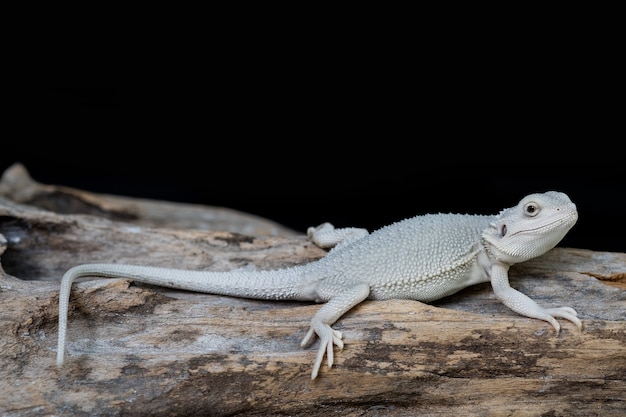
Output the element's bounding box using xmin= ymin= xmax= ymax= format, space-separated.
xmin=544 ymin=306 xmax=582 ymax=333
xmin=301 ymin=321 xmax=343 ymax=379
xmin=307 ymin=223 xmax=339 ymax=249
xmin=307 ymin=222 xmax=335 ymax=238
xmin=307 ymin=223 xmax=369 ymax=250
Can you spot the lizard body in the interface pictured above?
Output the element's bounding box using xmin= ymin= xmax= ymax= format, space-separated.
xmin=56 ymin=191 xmax=581 ymax=379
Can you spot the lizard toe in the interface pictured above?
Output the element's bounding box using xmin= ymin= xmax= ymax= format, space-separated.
xmin=547 ymin=307 xmax=583 ymax=331
xmin=307 ymin=322 xmax=344 ymax=379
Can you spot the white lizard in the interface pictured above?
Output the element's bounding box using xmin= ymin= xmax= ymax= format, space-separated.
xmin=55 ymin=191 xmax=582 ymax=379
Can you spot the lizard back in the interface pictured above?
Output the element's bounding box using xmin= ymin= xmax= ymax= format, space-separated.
xmin=311 ymin=213 xmax=495 ymax=302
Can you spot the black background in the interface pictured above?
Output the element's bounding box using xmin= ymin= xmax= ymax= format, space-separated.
xmin=1 ymin=86 xmax=624 ymax=253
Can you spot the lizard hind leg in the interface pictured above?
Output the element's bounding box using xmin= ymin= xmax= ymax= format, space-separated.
xmin=307 ymin=223 xmax=369 ymax=251
xmin=300 ymin=283 xmax=370 ymax=379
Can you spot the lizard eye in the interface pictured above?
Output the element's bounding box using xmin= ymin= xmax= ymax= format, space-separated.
xmin=523 ymin=202 xmax=540 ymax=217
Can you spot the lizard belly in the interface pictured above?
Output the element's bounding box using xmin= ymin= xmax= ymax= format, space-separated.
xmin=368 ymin=256 xmax=490 ymax=303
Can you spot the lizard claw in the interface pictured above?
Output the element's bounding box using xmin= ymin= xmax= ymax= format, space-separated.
xmin=538 ymin=306 xmax=582 ymax=334
xmin=545 ymin=306 xmax=582 ymax=332
xmin=301 ymin=321 xmax=343 ymax=379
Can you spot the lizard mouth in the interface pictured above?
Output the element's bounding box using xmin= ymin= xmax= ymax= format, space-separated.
xmin=510 ymin=211 xmax=578 ymax=237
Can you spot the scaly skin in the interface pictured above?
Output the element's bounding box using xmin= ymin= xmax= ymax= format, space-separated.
xmin=56 ymin=191 xmax=581 ymax=379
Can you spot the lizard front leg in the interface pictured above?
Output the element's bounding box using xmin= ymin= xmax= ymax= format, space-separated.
xmin=490 ymin=262 xmax=582 ymax=332
xmin=301 ymin=283 xmax=370 ymax=379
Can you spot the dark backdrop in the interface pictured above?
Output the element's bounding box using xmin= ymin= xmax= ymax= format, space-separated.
xmin=1 ymin=87 xmax=624 ymax=253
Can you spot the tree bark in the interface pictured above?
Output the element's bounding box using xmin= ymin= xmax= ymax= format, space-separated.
xmin=1 ymin=164 xmax=625 ymax=416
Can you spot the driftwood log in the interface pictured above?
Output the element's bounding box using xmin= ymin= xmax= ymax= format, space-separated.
xmin=0 ymin=163 xmax=625 ymax=416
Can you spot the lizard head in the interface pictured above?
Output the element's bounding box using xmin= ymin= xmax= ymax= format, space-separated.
xmin=482 ymin=191 xmax=578 ymax=264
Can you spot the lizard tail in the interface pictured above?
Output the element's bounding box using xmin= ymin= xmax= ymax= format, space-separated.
xmin=56 ymin=263 xmax=312 ymax=366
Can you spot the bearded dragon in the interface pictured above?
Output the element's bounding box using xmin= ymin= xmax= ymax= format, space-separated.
xmin=55 ymin=191 xmax=582 ymax=379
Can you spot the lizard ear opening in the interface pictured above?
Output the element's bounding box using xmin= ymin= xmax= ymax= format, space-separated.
xmin=500 ymin=224 xmax=507 ymax=237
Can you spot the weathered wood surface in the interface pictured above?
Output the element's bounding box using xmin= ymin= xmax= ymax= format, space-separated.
xmin=0 ymin=162 xmax=298 ymax=236
xmin=0 ymin=164 xmax=625 ymax=416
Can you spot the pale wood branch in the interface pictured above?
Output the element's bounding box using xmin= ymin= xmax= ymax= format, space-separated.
xmin=0 ymin=164 xmax=625 ymax=416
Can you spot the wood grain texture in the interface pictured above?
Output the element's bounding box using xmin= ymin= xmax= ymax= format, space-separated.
xmin=0 ymin=165 xmax=625 ymax=416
